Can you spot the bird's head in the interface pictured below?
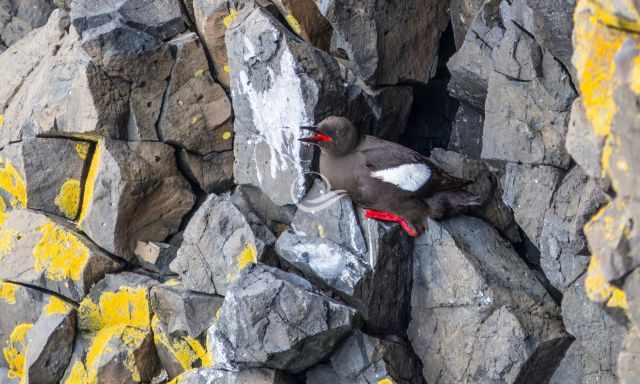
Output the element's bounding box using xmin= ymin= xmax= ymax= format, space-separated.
xmin=299 ymin=116 xmax=361 ymax=156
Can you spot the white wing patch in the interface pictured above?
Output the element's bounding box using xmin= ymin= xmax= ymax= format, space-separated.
xmin=370 ymin=163 xmax=432 ymax=192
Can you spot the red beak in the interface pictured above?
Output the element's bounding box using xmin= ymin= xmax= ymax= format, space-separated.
xmin=299 ymin=126 xmax=332 ymax=143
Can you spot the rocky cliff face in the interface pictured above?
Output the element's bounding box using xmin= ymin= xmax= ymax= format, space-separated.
xmin=0 ymin=0 xmax=637 ymax=383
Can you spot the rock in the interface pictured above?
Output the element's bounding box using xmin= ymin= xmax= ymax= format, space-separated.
xmin=226 ymin=7 xmax=370 ymax=205
xmin=230 ymin=184 xmax=296 ymax=234
xmin=315 ymin=0 xmax=448 ymax=85
xmin=539 ymin=166 xmax=608 ymax=291
xmin=170 ymin=194 xmax=275 ymax=295
xmin=550 ymin=276 xmax=627 ymax=384
xmin=174 ymin=367 xmax=293 ymax=384
xmin=566 ymin=98 xmax=604 ymax=178
xmin=0 ymin=143 xmax=28 ymax=218
xmin=365 ymin=86 xmax=414 ymax=142
xmin=408 ymin=217 xmax=569 ymax=383
xmin=305 ymin=330 xmax=424 ymax=384
xmin=502 ymin=162 xmax=565 ymax=247
xmin=0 ymin=0 xmax=56 ymax=48
xmin=449 ymin=0 xmax=484 ymax=48
xmin=25 ymin=300 xmax=75 ymax=384
xmin=448 ymin=102 xmax=484 ymax=158
xmin=0 ymin=209 xmax=122 ymax=302
xmin=78 ymin=139 xmax=195 ymax=262
xmin=177 ymin=150 xmax=234 ymax=193
xmin=158 ymin=33 xmax=233 ymax=155
xmin=618 ymin=328 xmax=640 ymax=384
xmin=193 ymin=0 xmax=233 ymax=88
xmin=482 ymin=26 xmax=576 ymax=167
xmin=65 ymin=272 xmax=161 ymax=384
xmin=626 ymin=269 xmax=640 ymax=329
xmin=447 ymin=0 xmax=504 ymax=109
xmin=208 ymin=264 xmax=357 ymax=373
xmin=134 ymin=240 xmax=179 ymax=275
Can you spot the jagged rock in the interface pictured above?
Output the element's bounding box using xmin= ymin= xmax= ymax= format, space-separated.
xmin=429 ymin=148 xmax=520 ymax=243
xmin=170 ymin=194 xmax=275 ymax=295
xmin=314 ymin=0 xmax=448 ymax=85
xmin=174 ymin=367 xmax=293 ymax=384
xmin=62 ymin=272 xmax=161 ymax=384
xmin=226 ymin=6 xmax=371 ymax=205
xmin=449 ymin=0 xmax=484 ymax=48
xmin=0 ymin=0 xmax=56 ymax=48
xmin=448 ymin=102 xmax=484 ymax=158
xmin=177 ymin=150 xmax=234 ymax=194
xmin=193 ymin=0 xmax=231 ymax=88
xmin=25 ymin=299 xmax=75 ymax=384
xmin=502 ymin=162 xmax=564 ymax=247
xmin=208 ymin=264 xmax=358 ymax=373
xmin=618 ymin=328 xmax=640 ymax=384
xmin=305 ymin=330 xmax=424 ymax=384
xmin=408 ymin=217 xmax=569 ymax=383
xmin=447 ymin=0 xmax=504 ymax=109
xmin=482 ymin=26 xmax=576 ymax=167
xmin=566 ymin=98 xmax=604 ymax=178
xmin=134 ymin=240 xmax=179 ymax=275
xmin=158 ymin=33 xmax=233 ymax=155
xmin=0 ymin=209 xmax=122 ymax=301
xmin=550 ymin=276 xmax=627 ymax=384
xmin=0 ymin=143 xmax=28 ymax=218
xmin=365 ymin=86 xmax=414 ymax=142
xmin=78 ymin=139 xmax=195 ymax=262
xmin=626 ymin=269 xmax=640 ymax=329
xmin=539 ymin=166 xmax=608 ymax=291
xmin=230 ymin=184 xmax=296 ymax=234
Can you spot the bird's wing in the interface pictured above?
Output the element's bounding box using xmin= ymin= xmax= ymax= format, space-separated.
xmin=360 ymin=138 xmax=470 ymax=195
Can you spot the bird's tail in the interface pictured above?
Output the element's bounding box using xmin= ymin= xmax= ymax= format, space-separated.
xmin=423 ymin=190 xmax=483 ymax=219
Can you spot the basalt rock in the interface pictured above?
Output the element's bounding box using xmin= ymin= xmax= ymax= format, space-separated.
xmin=174 ymin=367 xmax=293 ymax=384
xmin=177 ymin=150 xmax=235 ymax=194
xmin=408 ymin=217 xmax=569 ymax=383
xmin=208 ymin=264 xmax=358 ymax=373
xmin=230 ymin=184 xmax=296 ymax=234
xmin=448 ymin=102 xmax=484 ymax=159
xmin=0 ymin=0 xmax=57 ymax=49
xmin=566 ymin=98 xmax=604 ymax=178
xmin=618 ymin=328 xmax=640 ymax=384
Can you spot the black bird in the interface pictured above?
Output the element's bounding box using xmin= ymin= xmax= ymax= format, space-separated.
xmin=299 ymin=116 xmax=480 ymax=237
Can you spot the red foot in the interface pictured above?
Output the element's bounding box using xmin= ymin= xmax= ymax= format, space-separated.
xmin=364 ymin=209 xmax=418 ymax=237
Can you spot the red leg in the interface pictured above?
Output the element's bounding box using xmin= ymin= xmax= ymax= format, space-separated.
xmin=364 ymin=209 xmax=418 ymax=237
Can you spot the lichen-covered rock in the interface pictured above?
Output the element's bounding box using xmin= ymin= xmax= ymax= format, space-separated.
xmin=158 ymin=33 xmax=233 ymax=155
xmin=0 ymin=0 xmax=57 ymax=49
xmin=170 ymin=194 xmax=274 ymax=295
xmin=78 ymin=139 xmax=195 ymax=262
xmin=0 ymin=143 xmax=28 ymax=220
xmin=408 ymin=217 xmax=569 ymax=383
xmin=0 ymin=209 xmax=122 ymax=301
xmin=566 ymin=97 xmax=605 ymax=178
xmin=25 ymin=298 xmax=75 ymax=384
xmin=305 ymin=330 xmax=424 ymax=384
xmin=177 ymin=150 xmax=234 ymax=194
xmin=62 ymin=272 xmax=161 ymax=384
xmin=193 ymin=0 xmax=234 ymax=88
xmin=208 ymin=264 xmax=358 ymax=373
xmin=173 ymin=367 xmax=293 ymax=384
xmin=314 ymin=0 xmax=448 ymax=85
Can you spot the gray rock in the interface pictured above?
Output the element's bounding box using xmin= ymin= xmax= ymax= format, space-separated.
xmin=158 ymin=32 xmax=233 ymax=155
xmin=134 ymin=240 xmax=179 ymax=275
xmin=448 ymin=102 xmax=484 ymax=158
xmin=539 ymin=167 xmax=609 ymax=291
xmin=365 ymin=86 xmax=414 ymax=142
xmin=306 ymin=330 xmax=424 ymax=384
xmin=408 ymin=217 xmax=568 ymax=383
xmin=226 ymin=7 xmax=369 ymax=205
xmin=231 ymin=184 xmax=296 ymax=234
xmin=618 ymin=328 xmax=640 ymax=384
xmin=0 ymin=0 xmax=56 ymax=47
xmin=550 ymin=276 xmax=627 ymax=384
xmin=175 ymin=367 xmax=293 ymax=384
xmin=193 ymin=0 xmax=233 ymax=88
xmin=502 ymin=162 xmax=565 ymax=247
xmin=566 ymin=98 xmax=604 ymax=178
xmin=208 ymin=264 xmax=357 ymax=373
xmin=25 ymin=307 xmax=76 ymax=384
xmin=0 ymin=209 xmax=122 ymax=302
xmin=625 ymin=268 xmax=640 ymax=330
xmin=177 ymin=150 xmax=235 ymax=194
xmin=449 ymin=0 xmax=485 ymax=48
xmin=170 ymin=194 xmax=274 ymax=295
xmin=314 ymin=0 xmax=448 ymax=85
xmin=482 ymin=32 xmax=576 ymax=167
xmin=79 ymin=139 xmax=195 ymax=262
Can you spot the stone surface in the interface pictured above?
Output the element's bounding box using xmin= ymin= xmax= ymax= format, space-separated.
xmin=78 ymin=139 xmax=195 ymax=262
xmin=408 ymin=217 xmax=569 ymax=383
xmin=448 ymin=102 xmax=484 ymax=158
xmin=618 ymin=328 xmax=640 ymax=384
xmin=305 ymin=330 xmax=424 ymax=384
xmin=566 ymin=98 xmax=604 ymax=178
xmin=134 ymin=239 xmax=179 ymax=275
xmin=177 ymin=149 xmax=234 ymax=194
xmin=174 ymin=367 xmax=293 ymax=384
xmin=449 ymin=0 xmax=484 ymax=48
xmin=158 ymin=32 xmax=233 ymax=155
xmin=0 ymin=0 xmax=56 ymax=48
xmin=170 ymin=194 xmax=275 ymax=295
xmin=208 ymin=264 xmax=357 ymax=373
xmin=0 ymin=209 xmax=122 ymax=302
xmin=230 ymin=184 xmax=296 ymax=234
xmin=314 ymin=0 xmax=448 ymax=85
xmin=193 ymin=0 xmax=233 ymax=88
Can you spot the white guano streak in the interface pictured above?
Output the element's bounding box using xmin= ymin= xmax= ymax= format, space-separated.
xmin=238 ymin=38 xmax=310 ymax=191
xmin=370 ymin=163 xmax=431 ymax=192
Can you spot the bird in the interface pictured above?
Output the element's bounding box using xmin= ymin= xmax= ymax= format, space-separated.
xmin=299 ymin=116 xmax=481 ymax=237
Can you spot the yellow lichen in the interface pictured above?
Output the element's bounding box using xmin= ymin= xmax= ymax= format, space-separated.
xmin=589 ymin=0 xmax=640 ymax=32
xmin=33 ymin=221 xmax=90 ymax=282
xmin=285 ymin=14 xmax=303 ymax=35
xmin=223 ymin=8 xmax=238 ymax=28
xmin=317 ymin=224 xmax=325 ymax=238
xmin=0 ymin=158 xmax=27 ymax=211
xmin=0 ymin=227 xmax=19 ymax=260
xmin=378 ymin=378 xmax=395 ymax=384
xmin=2 ymin=323 xmax=33 ymax=380
xmin=0 ymin=281 xmax=17 ymax=304
xmin=194 ymin=68 xmax=207 ymax=78
xmin=64 ymin=361 xmax=96 ymax=384
xmin=585 ymin=255 xmax=628 ymax=309
xmin=54 ymin=179 xmax=81 ymax=219
xmin=75 ymin=143 xmax=90 ymax=161
xmin=77 ymin=140 xmax=101 ymax=226
xmin=237 ymin=244 xmax=257 ymax=270
xmin=222 ymin=131 xmax=232 ymax=140
xmin=191 ymin=115 xmax=202 ymax=125
xmin=43 ymin=296 xmax=72 ymax=316
xmin=0 ymin=115 xmax=4 ymax=127
xmin=152 ymin=316 xmax=211 ymax=373
xmin=223 ymin=65 xmax=231 ymax=73
xmin=164 ymin=279 xmax=180 ymax=287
